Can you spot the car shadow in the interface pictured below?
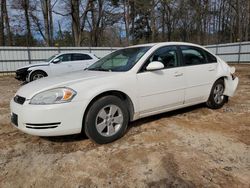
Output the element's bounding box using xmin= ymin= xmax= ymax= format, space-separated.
xmin=42 ymin=103 xmax=206 ymax=143
xmin=41 ymin=132 xmax=88 ymax=142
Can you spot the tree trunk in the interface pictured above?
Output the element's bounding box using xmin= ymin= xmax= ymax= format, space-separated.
xmin=245 ymin=0 xmax=250 ymax=41
xmin=130 ymin=1 xmax=135 ymax=44
xmin=0 ymin=0 xmax=5 ymax=46
xmin=24 ymin=0 xmax=32 ymax=46
xmin=90 ymin=0 xmax=95 ymax=46
xmin=161 ymin=1 xmax=166 ymax=41
xmin=123 ymin=0 xmax=130 ymax=45
xmin=150 ymin=0 xmax=156 ymax=42
xmin=236 ymin=0 xmax=242 ymax=41
xmin=90 ymin=0 xmax=103 ymax=47
xmin=41 ymin=0 xmax=53 ymax=46
xmin=94 ymin=0 xmax=103 ymax=47
xmin=41 ymin=0 xmax=50 ymax=46
xmin=2 ymin=0 xmax=12 ymax=45
xmin=48 ymin=1 xmax=53 ymax=45
xmin=71 ymin=0 xmax=80 ymax=46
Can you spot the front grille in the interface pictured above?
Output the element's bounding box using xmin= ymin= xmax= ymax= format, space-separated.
xmin=25 ymin=122 xmax=61 ymax=129
xmin=26 ymin=126 xmax=58 ymax=129
xmin=14 ymin=95 xmax=26 ymax=105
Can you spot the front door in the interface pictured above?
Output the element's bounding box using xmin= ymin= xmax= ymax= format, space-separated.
xmin=49 ymin=53 xmax=73 ymax=76
xmin=137 ymin=46 xmax=186 ymax=117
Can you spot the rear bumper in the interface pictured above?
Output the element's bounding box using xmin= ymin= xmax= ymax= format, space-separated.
xmin=224 ymin=76 xmax=239 ymax=97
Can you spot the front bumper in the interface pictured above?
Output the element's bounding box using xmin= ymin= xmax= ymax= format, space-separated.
xmin=15 ymin=68 xmax=29 ymax=81
xmin=10 ymin=99 xmax=87 ymax=136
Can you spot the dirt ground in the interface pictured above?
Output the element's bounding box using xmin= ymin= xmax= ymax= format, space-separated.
xmin=0 ymin=64 xmax=249 ymax=188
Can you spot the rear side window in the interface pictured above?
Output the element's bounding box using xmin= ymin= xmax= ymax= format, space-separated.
xmin=180 ymin=46 xmax=206 ymax=65
xmin=204 ymin=51 xmax=217 ymax=63
xmin=72 ymin=54 xmax=92 ymax=61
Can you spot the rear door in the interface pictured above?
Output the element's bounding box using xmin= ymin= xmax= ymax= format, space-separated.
xmin=71 ymin=53 xmax=95 ymax=71
xmin=179 ymin=45 xmax=218 ymax=104
xmin=137 ymin=46 xmax=186 ymax=117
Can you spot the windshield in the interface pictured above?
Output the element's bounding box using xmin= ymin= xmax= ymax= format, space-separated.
xmin=45 ymin=55 xmax=57 ymax=62
xmin=87 ymin=47 xmax=151 ymax=72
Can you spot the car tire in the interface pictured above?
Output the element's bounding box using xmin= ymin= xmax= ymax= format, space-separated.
xmin=30 ymin=71 xmax=47 ymax=81
xmin=206 ymin=79 xmax=227 ymax=109
xmin=84 ymin=95 xmax=129 ymax=144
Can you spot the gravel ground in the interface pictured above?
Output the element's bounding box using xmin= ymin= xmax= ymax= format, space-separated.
xmin=0 ymin=64 xmax=249 ymax=188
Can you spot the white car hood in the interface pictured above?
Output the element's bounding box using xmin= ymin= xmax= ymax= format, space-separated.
xmin=17 ymin=62 xmax=50 ymax=70
xmin=16 ymin=70 xmax=117 ymax=99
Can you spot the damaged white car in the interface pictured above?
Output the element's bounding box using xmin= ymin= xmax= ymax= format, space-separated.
xmin=10 ymin=42 xmax=238 ymax=144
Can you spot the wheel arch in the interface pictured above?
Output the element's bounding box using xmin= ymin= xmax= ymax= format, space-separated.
xmin=82 ymin=90 xmax=135 ymax=132
xmin=210 ymin=76 xmax=229 ymax=101
xmin=28 ymin=69 xmax=48 ymax=81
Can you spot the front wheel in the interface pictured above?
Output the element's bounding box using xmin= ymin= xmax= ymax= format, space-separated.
xmin=30 ymin=71 xmax=47 ymax=81
xmin=84 ymin=96 xmax=129 ymax=144
xmin=206 ymin=79 xmax=227 ymax=109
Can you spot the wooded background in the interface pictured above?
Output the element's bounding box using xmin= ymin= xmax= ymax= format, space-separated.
xmin=0 ymin=0 xmax=249 ymax=47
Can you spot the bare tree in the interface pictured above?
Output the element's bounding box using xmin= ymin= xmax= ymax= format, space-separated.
xmin=41 ymin=0 xmax=54 ymax=46
xmin=89 ymin=0 xmax=104 ymax=47
xmin=71 ymin=0 xmax=81 ymax=46
xmin=0 ymin=0 xmax=5 ymax=46
xmin=122 ymin=0 xmax=130 ymax=45
xmin=12 ymin=0 xmax=33 ymax=46
xmin=0 ymin=0 xmax=12 ymax=45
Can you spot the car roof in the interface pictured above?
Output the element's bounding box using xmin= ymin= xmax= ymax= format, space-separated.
xmin=57 ymin=52 xmax=94 ymax=55
xmin=127 ymin=42 xmax=204 ymax=49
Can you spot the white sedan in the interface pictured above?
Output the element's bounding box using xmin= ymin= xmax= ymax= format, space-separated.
xmin=10 ymin=42 xmax=239 ymax=144
xmin=15 ymin=52 xmax=98 ymax=82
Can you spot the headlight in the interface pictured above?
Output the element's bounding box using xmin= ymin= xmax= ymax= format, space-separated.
xmin=30 ymin=87 xmax=77 ymax=105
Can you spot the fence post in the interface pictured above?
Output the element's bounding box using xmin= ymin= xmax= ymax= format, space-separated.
xmin=238 ymin=42 xmax=241 ymax=64
xmin=215 ymin=43 xmax=219 ymax=55
xmin=27 ymin=47 xmax=31 ymax=64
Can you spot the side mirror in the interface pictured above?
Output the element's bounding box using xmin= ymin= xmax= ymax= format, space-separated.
xmin=146 ymin=61 xmax=164 ymax=71
xmin=52 ymin=58 xmax=60 ymax=64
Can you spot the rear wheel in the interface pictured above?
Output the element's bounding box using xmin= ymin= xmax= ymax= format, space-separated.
xmin=206 ymin=79 xmax=227 ymax=109
xmin=30 ymin=71 xmax=47 ymax=81
xmin=84 ymin=96 xmax=129 ymax=144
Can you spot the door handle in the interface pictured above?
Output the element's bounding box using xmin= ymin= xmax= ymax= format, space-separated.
xmin=208 ymin=66 xmax=215 ymax=71
xmin=174 ymin=72 xmax=183 ymax=77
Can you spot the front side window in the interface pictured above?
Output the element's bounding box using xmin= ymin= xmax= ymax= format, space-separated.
xmin=141 ymin=46 xmax=179 ymax=71
xmin=87 ymin=47 xmax=151 ymax=72
xmin=181 ymin=46 xmax=206 ymax=65
xmin=45 ymin=55 xmax=57 ymax=62
xmin=58 ymin=54 xmax=71 ymax=62
xmin=72 ymin=54 xmax=92 ymax=61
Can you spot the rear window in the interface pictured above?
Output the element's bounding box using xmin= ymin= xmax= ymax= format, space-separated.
xmin=72 ymin=54 xmax=92 ymax=61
